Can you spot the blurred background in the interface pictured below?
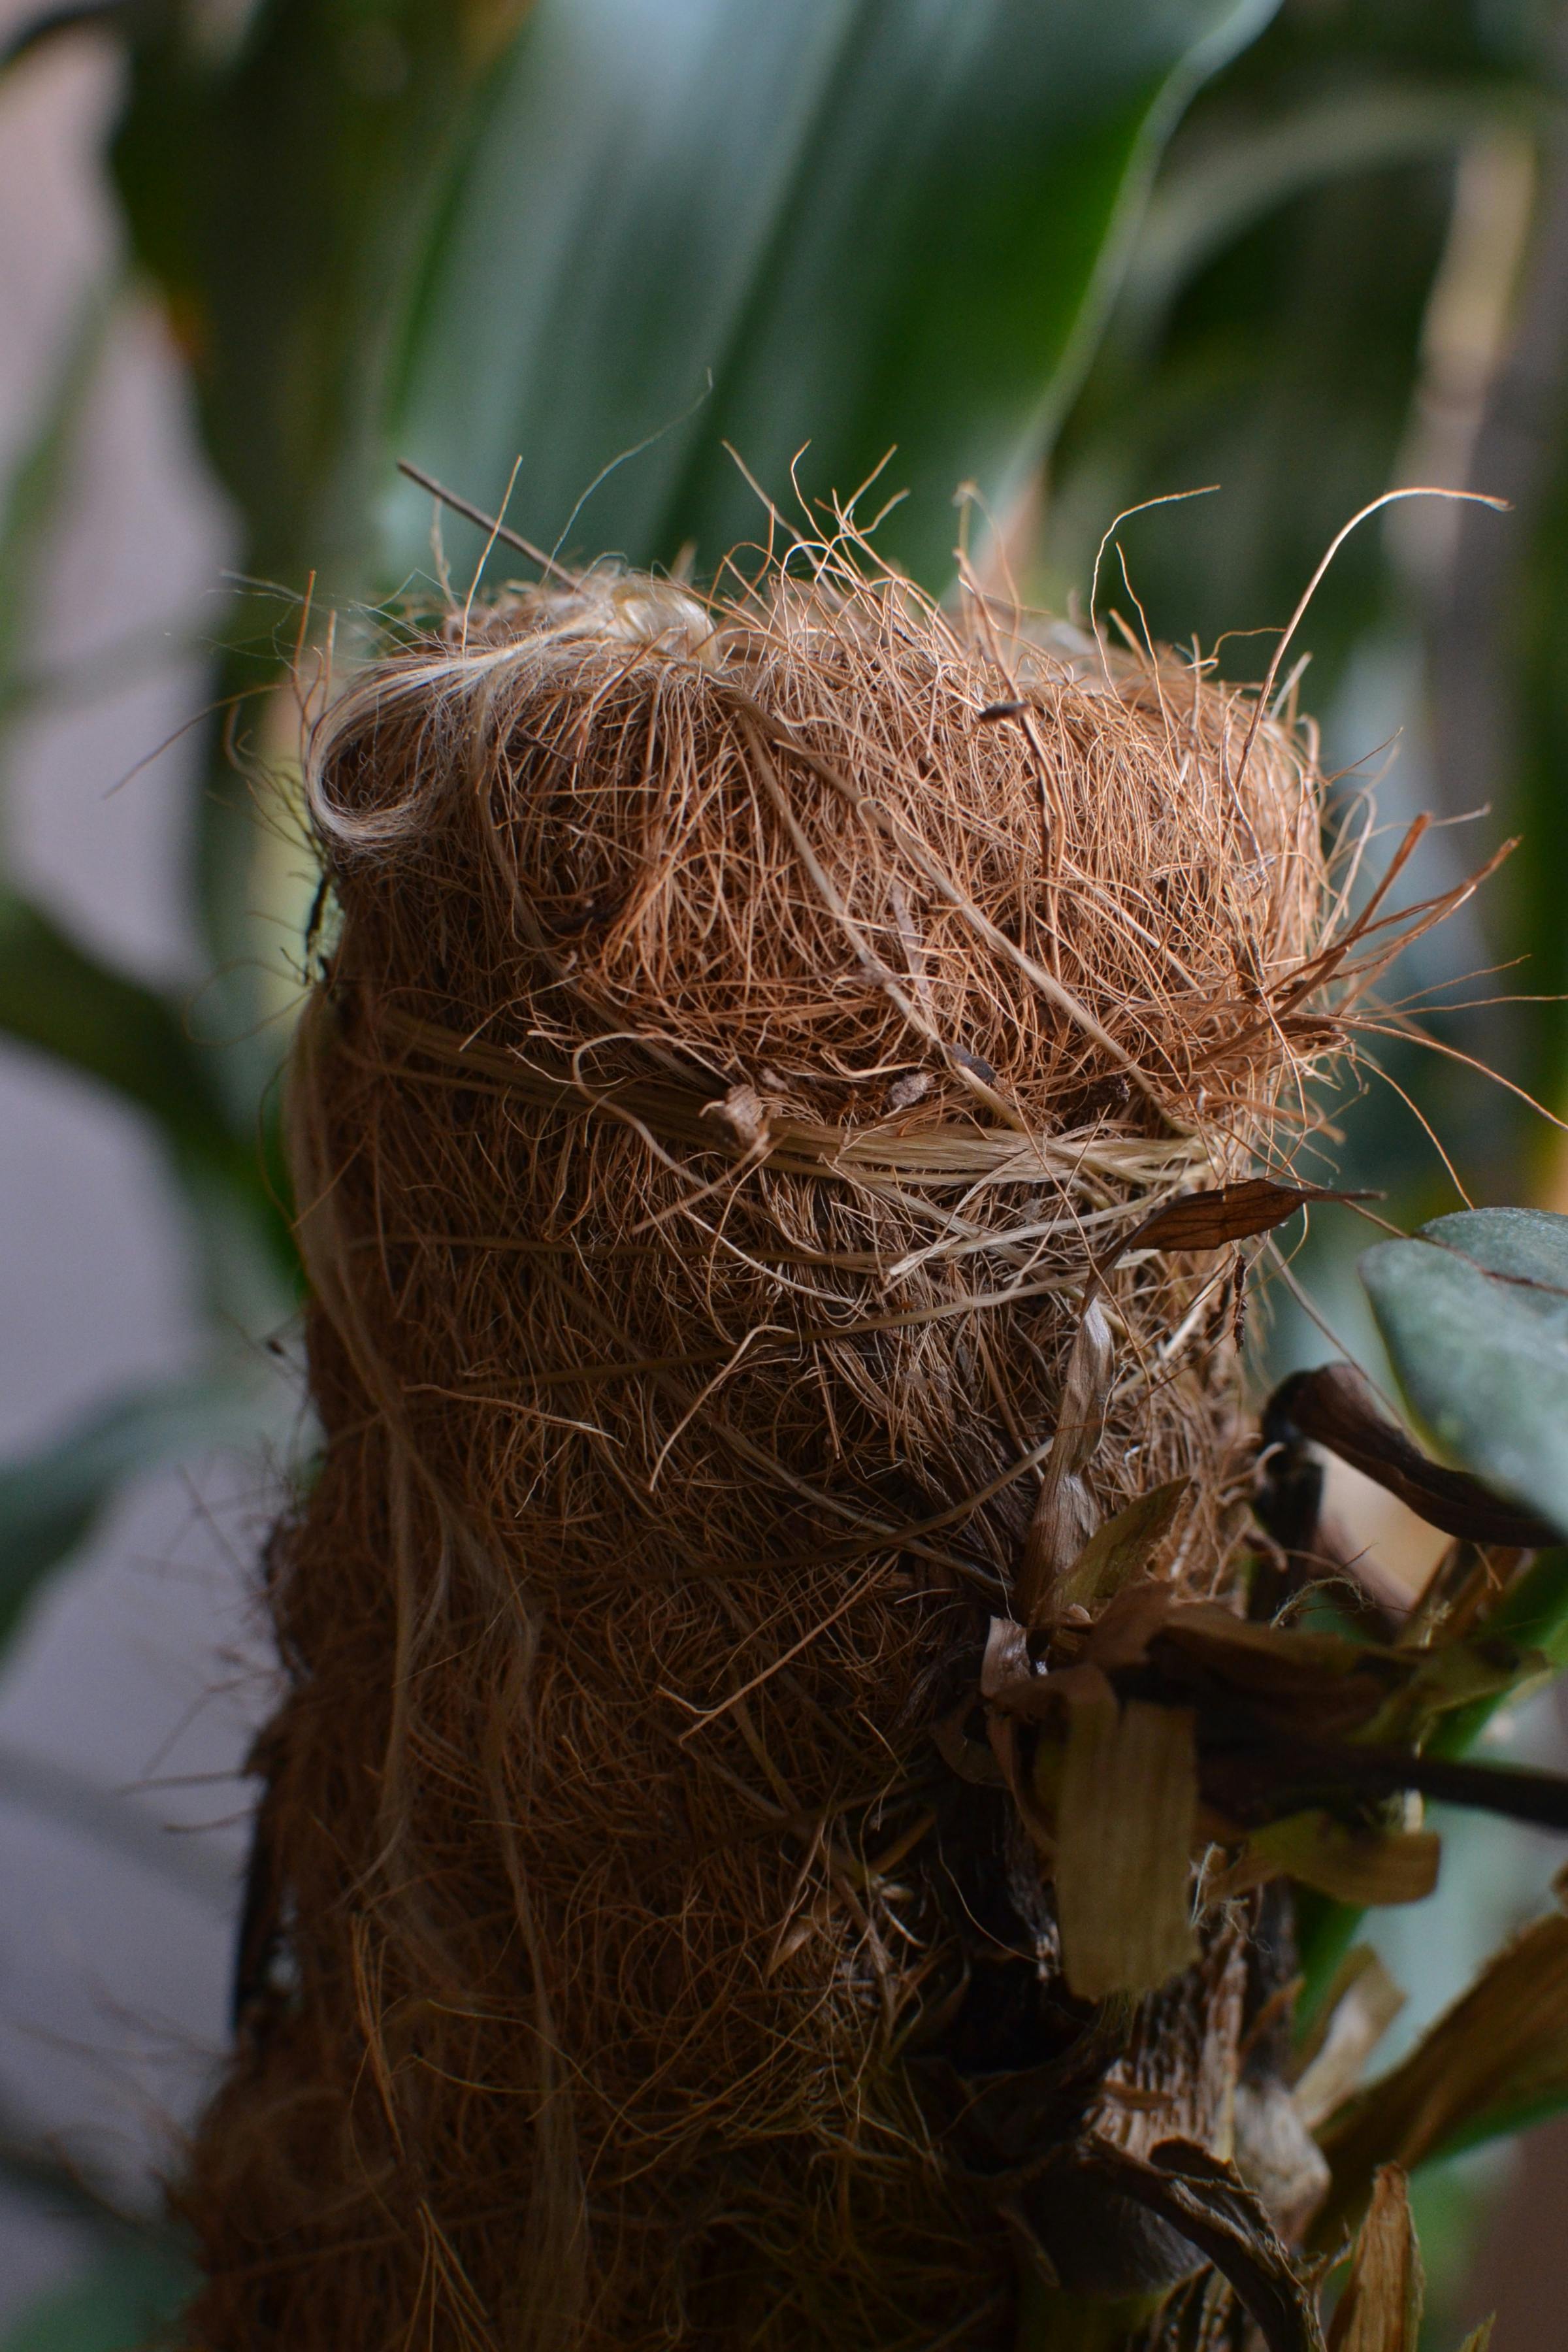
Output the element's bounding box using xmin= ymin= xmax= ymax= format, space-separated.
xmin=3 ymin=0 xmax=1568 ymax=2342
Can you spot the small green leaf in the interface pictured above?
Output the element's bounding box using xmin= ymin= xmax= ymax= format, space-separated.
xmin=1427 ymin=1546 xmax=1568 ymax=1760
xmin=1051 ymin=1476 xmax=1190 ymax=1614
xmin=1360 ymin=1209 xmax=1568 ymax=1539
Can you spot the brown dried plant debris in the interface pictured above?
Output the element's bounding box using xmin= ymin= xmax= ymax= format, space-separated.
xmin=180 ymin=541 xmax=1430 ymax=2351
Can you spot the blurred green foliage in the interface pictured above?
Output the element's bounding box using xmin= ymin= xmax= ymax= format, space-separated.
xmin=1044 ymin=0 xmax=1549 ymax=683
xmin=5 ymin=0 xmax=1568 ymax=2343
xmin=1042 ymin=0 xmax=1567 ymax=1217
xmin=0 ymin=2241 xmax=192 ymax=2352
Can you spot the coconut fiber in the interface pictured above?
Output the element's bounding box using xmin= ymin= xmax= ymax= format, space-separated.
xmin=184 ymin=543 xmax=1365 ymax=2350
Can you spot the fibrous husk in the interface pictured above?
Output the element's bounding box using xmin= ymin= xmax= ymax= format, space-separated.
xmin=182 ymin=542 xmax=1357 ymax=2349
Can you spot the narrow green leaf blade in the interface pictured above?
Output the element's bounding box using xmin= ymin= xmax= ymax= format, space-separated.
xmin=0 ymin=890 xmax=246 ymax=1187
xmin=1127 ymin=78 xmax=1531 ymax=323
xmin=0 ymin=1362 xmax=290 ymax=1654
xmin=0 ymin=890 xmax=298 ymax=1315
xmin=0 ymin=277 xmax=115 ymax=732
xmin=1360 ymin=1209 xmax=1568 ymax=1539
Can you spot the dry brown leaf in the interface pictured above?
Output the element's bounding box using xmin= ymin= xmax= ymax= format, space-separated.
xmin=1247 ymin=1812 xmax=1439 ymax=1909
xmin=1116 ymin=1178 xmax=1372 ymax=1264
xmin=1054 ymin=1686 xmax=1198 ymax=2000
xmin=1271 ymin=1361 xmax=1558 ymax=1550
xmin=1326 ymin=2166 xmax=1422 ymax=2352
xmin=1079 ymin=1576 xmax=1176 ymax=1671
xmin=1292 ymin=1950 xmax=1405 ymax=2135
xmin=1070 ymin=2138 xmax=1326 ymax=2352
xmin=980 ymin=1614 xmax=1034 ymax=1701
xmin=1316 ymin=1902 xmax=1568 ymax=2246
xmin=1043 ymin=1476 xmax=1192 ymax=1624
xmin=1153 ymin=1606 xmax=1389 ymax=1742
xmin=928 ymin=1701 xmax=1004 ymax=1787
xmin=1016 ymin=1295 xmax=1114 ymax=1618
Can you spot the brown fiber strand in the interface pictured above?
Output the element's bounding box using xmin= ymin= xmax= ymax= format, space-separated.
xmin=182 ymin=541 xmax=1380 ymax=2349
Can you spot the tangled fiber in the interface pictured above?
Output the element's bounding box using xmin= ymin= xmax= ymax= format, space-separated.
xmin=184 ymin=540 xmax=1371 ymax=2350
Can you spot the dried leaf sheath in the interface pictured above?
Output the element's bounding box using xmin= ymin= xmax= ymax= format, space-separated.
xmin=184 ymin=555 xmax=1349 ymax=2349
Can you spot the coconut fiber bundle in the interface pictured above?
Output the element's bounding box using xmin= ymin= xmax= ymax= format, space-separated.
xmin=186 ymin=542 xmax=1384 ymax=2351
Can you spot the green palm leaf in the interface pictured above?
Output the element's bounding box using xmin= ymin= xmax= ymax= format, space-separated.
xmin=387 ymin=0 xmax=1280 ymax=589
